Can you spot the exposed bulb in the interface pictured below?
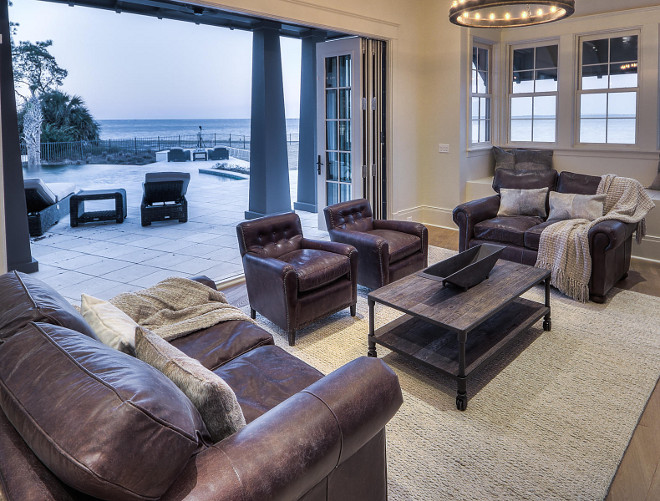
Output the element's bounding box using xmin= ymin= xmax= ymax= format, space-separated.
xmin=474 ymin=12 xmax=481 ymax=20
xmin=536 ymin=8 xmax=543 ymax=16
xmin=550 ymin=5 xmax=557 ymax=13
xmin=489 ymin=13 xmax=495 ymax=20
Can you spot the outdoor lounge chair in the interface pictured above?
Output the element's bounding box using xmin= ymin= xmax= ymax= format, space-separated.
xmin=167 ymin=148 xmax=190 ymax=162
xmin=24 ymin=178 xmax=77 ymax=237
xmin=140 ymin=171 xmax=190 ymax=226
xmin=208 ymin=146 xmax=229 ymax=160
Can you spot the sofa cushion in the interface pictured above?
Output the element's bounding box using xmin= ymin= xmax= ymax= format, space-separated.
xmin=523 ymin=220 xmax=558 ymax=251
xmin=474 ymin=216 xmax=544 ymax=247
xmin=514 ymin=149 xmax=553 ymax=171
xmin=135 ymin=327 xmax=246 ymax=443
xmin=279 ymin=249 xmax=350 ymax=292
xmin=81 ymin=293 xmax=138 ymax=354
xmin=369 ymin=229 xmax=421 ymax=263
xmin=0 ymin=271 xmax=97 ymax=342
xmin=497 ymin=188 xmax=548 ymax=218
xmin=0 ymin=322 xmax=207 ymax=501
xmin=548 ymin=192 xmax=606 ymax=222
xmin=493 ymin=146 xmax=515 ymax=171
xmin=214 ymin=345 xmax=323 ymax=423
xmin=171 ymin=320 xmax=274 ymax=371
xmin=556 ymin=171 xmax=602 ymax=194
xmin=492 ymin=168 xmax=558 ymax=193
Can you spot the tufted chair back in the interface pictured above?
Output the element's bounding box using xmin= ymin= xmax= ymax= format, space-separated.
xmin=323 ymin=199 xmax=374 ymax=233
xmin=236 ymin=212 xmax=304 ymax=259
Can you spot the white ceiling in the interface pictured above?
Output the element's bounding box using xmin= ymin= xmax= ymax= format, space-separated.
xmin=574 ymin=0 xmax=660 ymax=17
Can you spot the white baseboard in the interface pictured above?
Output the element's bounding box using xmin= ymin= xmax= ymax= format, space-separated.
xmin=392 ymin=205 xmax=456 ymax=230
xmin=633 ymin=234 xmax=660 ymax=262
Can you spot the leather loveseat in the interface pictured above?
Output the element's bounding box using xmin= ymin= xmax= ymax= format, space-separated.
xmin=453 ymin=169 xmax=637 ymax=303
xmin=0 ymin=271 xmax=403 ymax=501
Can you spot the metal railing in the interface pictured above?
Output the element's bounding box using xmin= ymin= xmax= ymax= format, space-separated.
xmin=20 ymin=132 xmax=299 ymax=164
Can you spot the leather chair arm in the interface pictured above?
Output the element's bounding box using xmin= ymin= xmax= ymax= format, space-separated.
xmin=301 ymin=238 xmax=357 ymax=258
xmin=189 ymin=275 xmax=217 ymax=290
xmin=162 ymin=357 xmax=403 ymax=501
xmin=453 ymin=195 xmax=501 ymax=251
xmin=588 ymin=219 xmax=637 ymax=252
xmin=373 ymin=219 xmax=427 ymax=240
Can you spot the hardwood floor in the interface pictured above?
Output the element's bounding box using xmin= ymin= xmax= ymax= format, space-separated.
xmin=220 ymin=226 xmax=660 ymax=499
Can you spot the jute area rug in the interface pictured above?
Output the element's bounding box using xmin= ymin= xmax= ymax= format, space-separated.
xmin=247 ymin=247 xmax=660 ymax=500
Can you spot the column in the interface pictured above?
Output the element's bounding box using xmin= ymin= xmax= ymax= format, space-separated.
xmin=245 ymin=23 xmax=291 ymax=219
xmin=1 ymin=1 xmax=38 ymax=273
xmin=293 ymin=32 xmax=324 ymax=213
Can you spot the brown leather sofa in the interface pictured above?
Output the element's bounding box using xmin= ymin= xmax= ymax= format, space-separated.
xmin=236 ymin=212 xmax=358 ymax=346
xmin=324 ymin=199 xmax=429 ymax=289
xmin=453 ymin=169 xmax=637 ymax=303
xmin=0 ymin=271 xmax=402 ymax=501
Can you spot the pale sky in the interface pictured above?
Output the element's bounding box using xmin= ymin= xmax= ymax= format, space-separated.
xmin=9 ymin=0 xmax=302 ymax=120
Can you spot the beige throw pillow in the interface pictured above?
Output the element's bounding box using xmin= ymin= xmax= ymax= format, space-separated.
xmin=548 ymin=192 xmax=606 ymax=221
xmin=497 ymin=188 xmax=548 ymax=218
xmin=80 ymin=294 xmax=138 ymax=354
xmin=135 ymin=327 xmax=246 ymax=442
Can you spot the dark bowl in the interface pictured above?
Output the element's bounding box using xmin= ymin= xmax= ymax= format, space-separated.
xmin=418 ymin=243 xmax=506 ymax=291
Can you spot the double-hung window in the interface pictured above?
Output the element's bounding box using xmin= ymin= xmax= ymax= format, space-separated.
xmin=509 ymin=43 xmax=558 ymax=143
xmin=470 ymin=43 xmax=492 ymax=145
xmin=578 ymin=33 xmax=638 ymax=145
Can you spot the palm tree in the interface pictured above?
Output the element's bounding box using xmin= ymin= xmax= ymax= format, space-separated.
xmin=39 ymin=90 xmax=100 ymax=142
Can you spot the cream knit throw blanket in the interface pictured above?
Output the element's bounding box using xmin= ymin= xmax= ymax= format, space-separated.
xmin=110 ymin=277 xmax=254 ymax=341
xmin=535 ymin=175 xmax=655 ymax=302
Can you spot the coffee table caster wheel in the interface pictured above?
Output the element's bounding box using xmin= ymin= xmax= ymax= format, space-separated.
xmin=456 ymin=395 xmax=467 ymax=411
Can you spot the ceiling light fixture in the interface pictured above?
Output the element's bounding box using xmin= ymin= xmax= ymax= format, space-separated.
xmin=449 ymin=1 xmax=575 ymax=28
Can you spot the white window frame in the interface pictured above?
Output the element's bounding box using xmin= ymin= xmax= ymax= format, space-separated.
xmin=577 ymin=30 xmax=639 ymax=146
xmin=507 ymin=41 xmax=559 ymax=145
xmin=470 ymin=41 xmax=492 ymax=147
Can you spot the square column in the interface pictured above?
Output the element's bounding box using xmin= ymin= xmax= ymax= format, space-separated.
xmin=245 ymin=24 xmax=291 ymax=219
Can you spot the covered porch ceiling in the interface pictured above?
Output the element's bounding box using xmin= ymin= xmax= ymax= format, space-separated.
xmin=40 ymin=0 xmax=347 ymax=39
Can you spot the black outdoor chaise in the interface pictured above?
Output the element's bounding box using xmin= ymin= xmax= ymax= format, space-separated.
xmin=140 ymin=171 xmax=190 ymax=226
xmin=208 ymin=146 xmax=229 ymax=160
xmin=24 ymin=178 xmax=77 ymax=237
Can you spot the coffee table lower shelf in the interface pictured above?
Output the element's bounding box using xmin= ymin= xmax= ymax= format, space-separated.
xmin=369 ymin=297 xmax=549 ymax=409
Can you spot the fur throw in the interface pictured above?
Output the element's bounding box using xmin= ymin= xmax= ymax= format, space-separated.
xmin=110 ymin=277 xmax=254 ymax=341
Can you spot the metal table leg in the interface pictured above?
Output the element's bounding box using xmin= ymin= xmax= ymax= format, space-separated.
xmin=543 ymin=277 xmax=552 ymax=331
xmin=368 ymin=299 xmax=377 ymax=357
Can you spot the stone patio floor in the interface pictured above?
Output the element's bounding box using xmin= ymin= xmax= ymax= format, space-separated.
xmin=27 ymin=159 xmax=327 ymax=305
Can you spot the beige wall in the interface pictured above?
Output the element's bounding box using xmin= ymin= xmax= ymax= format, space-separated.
xmin=2 ymin=1 xmax=659 ymax=268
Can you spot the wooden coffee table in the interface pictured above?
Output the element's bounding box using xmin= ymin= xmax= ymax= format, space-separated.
xmin=367 ymin=260 xmax=551 ymax=410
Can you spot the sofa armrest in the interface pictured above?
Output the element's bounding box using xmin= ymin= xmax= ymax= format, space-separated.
xmin=452 ymin=195 xmax=501 ymax=251
xmin=588 ymin=219 xmax=637 ymax=252
xmin=162 ymin=357 xmax=403 ymax=501
xmin=189 ymin=275 xmax=217 ymax=290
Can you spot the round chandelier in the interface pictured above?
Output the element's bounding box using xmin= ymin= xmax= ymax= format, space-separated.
xmin=449 ymin=1 xmax=575 ymax=28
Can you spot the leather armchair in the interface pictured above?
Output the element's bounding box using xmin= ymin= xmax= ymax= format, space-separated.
xmin=324 ymin=199 xmax=429 ymax=289
xmin=236 ymin=212 xmax=358 ymax=345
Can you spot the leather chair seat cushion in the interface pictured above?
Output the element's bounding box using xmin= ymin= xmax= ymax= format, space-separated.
xmin=279 ymin=249 xmax=351 ymax=292
xmin=368 ymin=229 xmax=421 ymax=263
xmin=0 ymin=322 xmax=208 ymax=501
xmin=171 ymin=320 xmax=274 ymax=371
xmin=474 ymin=216 xmax=544 ymax=247
xmin=523 ymin=220 xmax=558 ymax=251
xmin=214 ymin=345 xmax=323 ymax=423
xmin=0 ymin=271 xmax=97 ymax=342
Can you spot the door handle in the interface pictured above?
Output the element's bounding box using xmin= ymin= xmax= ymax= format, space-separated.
xmin=317 ymin=155 xmax=323 ymax=175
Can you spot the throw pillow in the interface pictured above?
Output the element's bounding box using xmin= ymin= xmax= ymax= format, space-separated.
xmin=548 ymin=192 xmax=606 ymax=221
xmin=514 ymin=149 xmax=553 ymax=171
xmin=497 ymin=187 xmax=548 ymax=218
xmin=135 ymin=327 xmax=246 ymax=442
xmin=648 ymin=158 xmax=660 ymax=190
xmin=492 ymin=146 xmax=515 ymax=171
xmin=80 ymin=294 xmax=138 ymax=355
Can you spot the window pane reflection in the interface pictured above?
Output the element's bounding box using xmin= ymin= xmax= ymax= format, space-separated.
xmin=325 ymin=57 xmax=337 ymax=88
xmin=338 ymin=55 xmax=351 ymax=87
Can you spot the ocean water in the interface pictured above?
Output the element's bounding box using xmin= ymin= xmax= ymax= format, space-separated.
xmin=97 ymin=118 xmax=300 ymax=140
